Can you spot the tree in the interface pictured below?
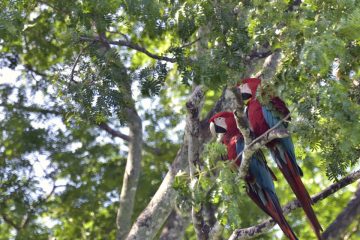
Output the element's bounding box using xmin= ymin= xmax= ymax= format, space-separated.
xmin=0 ymin=0 xmax=359 ymax=239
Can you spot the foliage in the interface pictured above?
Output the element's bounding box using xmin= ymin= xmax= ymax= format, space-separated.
xmin=0 ymin=0 xmax=360 ymax=239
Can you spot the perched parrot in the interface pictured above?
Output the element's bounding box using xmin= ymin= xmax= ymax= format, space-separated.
xmin=238 ymin=78 xmax=322 ymax=239
xmin=209 ymin=112 xmax=298 ymax=240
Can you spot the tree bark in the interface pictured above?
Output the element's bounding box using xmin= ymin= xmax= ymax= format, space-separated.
xmin=186 ymin=86 xmax=208 ymax=239
xmin=125 ymin=86 xmax=232 ymax=240
xmin=159 ymin=210 xmax=190 ymax=240
xmin=322 ymin=183 xmax=360 ymax=240
xmin=125 ymin=141 xmax=188 ymax=240
xmin=116 ymin=108 xmax=143 ymax=240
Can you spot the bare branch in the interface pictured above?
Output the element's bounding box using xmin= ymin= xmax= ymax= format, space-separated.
xmin=80 ymin=36 xmax=177 ymax=63
xmin=179 ymin=38 xmax=201 ymax=49
xmin=231 ymin=86 xmax=252 ymax=145
xmin=229 ymin=169 xmax=360 ymax=240
xmin=69 ymin=47 xmax=85 ymax=83
xmin=0 ymin=103 xmax=62 ymax=115
xmin=98 ymin=122 xmax=131 ymax=141
xmin=23 ymin=64 xmax=48 ymax=78
xmin=98 ymin=122 xmax=162 ymax=155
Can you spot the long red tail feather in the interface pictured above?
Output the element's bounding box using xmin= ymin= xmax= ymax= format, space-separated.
xmin=247 ymin=186 xmax=298 ymax=240
xmin=274 ymin=147 xmax=323 ymax=240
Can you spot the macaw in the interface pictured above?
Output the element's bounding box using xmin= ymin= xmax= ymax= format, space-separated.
xmin=209 ymin=112 xmax=298 ymax=240
xmin=238 ymin=78 xmax=322 ymax=239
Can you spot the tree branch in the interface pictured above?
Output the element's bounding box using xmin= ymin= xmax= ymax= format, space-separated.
xmin=1 ymin=213 xmax=19 ymax=231
xmin=254 ymin=49 xmax=282 ymax=81
xmin=126 ymin=85 xmax=218 ymax=240
xmin=229 ymin=169 xmax=360 ymax=240
xmin=116 ymin=108 xmax=143 ymax=240
xmin=69 ymin=47 xmax=85 ymax=83
xmin=125 ymin=140 xmax=188 ymax=240
xmin=98 ymin=122 xmax=131 ymax=141
xmin=98 ymin=122 xmax=162 ymax=155
xmin=80 ymin=36 xmax=177 ymax=63
xmin=235 ymin=113 xmax=290 ymax=178
xmin=186 ymin=86 xmax=207 ymax=239
xmin=322 ymin=183 xmax=360 ymax=240
xmin=0 ymin=103 xmax=62 ymax=115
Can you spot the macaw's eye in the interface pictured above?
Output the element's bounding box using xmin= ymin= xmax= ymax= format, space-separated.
xmin=241 ymin=93 xmax=252 ymax=101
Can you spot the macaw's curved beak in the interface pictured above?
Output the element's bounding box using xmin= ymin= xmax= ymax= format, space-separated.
xmin=209 ymin=122 xmax=216 ymax=137
xmin=210 ymin=122 xmax=227 ymax=136
xmin=210 ymin=122 xmax=226 ymax=142
xmin=241 ymin=93 xmax=252 ymax=102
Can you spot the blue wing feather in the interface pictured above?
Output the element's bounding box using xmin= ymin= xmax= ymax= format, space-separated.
xmin=235 ymin=139 xmax=275 ymax=195
xmin=262 ymin=106 xmax=303 ymax=176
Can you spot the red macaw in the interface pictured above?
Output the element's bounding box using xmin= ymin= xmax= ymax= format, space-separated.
xmin=209 ymin=112 xmax=298 ymax=240
xmin=238 ymin=78 xmax=322 ymax=239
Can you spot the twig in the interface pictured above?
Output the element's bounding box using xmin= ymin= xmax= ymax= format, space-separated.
xmin=179 ymin=37 xmax=201 ymax=49
xmin=80 ymin=36 xmax=177 ymax=63
xmin=70 ymin=47 xmax=86 ymax=83
xmin=234 ymin=112 xmax=291 ymax=162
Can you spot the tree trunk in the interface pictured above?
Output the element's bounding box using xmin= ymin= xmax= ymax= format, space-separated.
xmin=116 ymin=108 xmax=143 ymax=240
xmin=125 ymin=141 xmax=188 ymax=240
xmin=159 ymin=210 xmax=190 ymax=240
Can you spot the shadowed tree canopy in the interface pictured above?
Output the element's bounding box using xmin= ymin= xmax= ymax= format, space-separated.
xmin=0 ymin=0 xmax=359 ymax=239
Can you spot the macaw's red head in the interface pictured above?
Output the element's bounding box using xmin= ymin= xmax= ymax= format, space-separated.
xmin=238 ymin=78 xmax=261 ymax=104
xmin=209 ymin=111 xmax=239 ymax=138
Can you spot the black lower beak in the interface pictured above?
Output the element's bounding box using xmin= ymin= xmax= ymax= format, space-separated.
xmin=241 ymin=93 xmax=252 ymax=101
xmin=215 ymin=125 xmax=227 ymax=133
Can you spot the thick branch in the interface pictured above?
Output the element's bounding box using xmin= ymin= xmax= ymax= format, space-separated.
xmin=322 ymin=183 xmax=360 ymax=240
xmin=186 ymin=86 xmax=207 ymax=239
xmin=80 ymin=36 xmax=176 ymax=63
xmin=92 ymin=30 xmax=144 ymax=240
xmin=229 ymin=169 xmax=360 ymax=240
xmin=116 ymin=108 xmax=143 ymax=240
xmin=125 ymin=140 xmax=188 ymax=240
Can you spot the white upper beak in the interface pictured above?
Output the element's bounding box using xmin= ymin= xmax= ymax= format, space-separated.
xmin=209 ymin=122 xmax=216 ymax=137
